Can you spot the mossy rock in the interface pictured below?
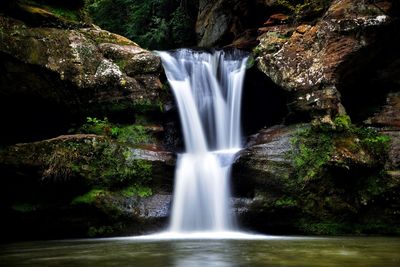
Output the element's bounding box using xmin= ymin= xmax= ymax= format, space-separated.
xmin=0 ymin=134 xmax=174 ymax=240
xmin=233 ymin=120 xmax=399 ymax=235
xmin=0 ymin=14 xmax=165 ymax=141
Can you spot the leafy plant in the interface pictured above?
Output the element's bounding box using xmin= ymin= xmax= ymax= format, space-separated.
xmin=356 ymin=128 xmax=391 ymax=159
xmin=333 ymin=114 xmax=351 ymax=131
xmin=290 ymin=126 xmax=334 ymax=181
xmin=78 ymin=117 xmax=153 ymax=146
xmin=121 ymin=185 xmax=152 ymax=197
xmin=80 ymin=116 xmax=110 ymax=135
xmin=71 ymin=189 xmax=105 ymax=205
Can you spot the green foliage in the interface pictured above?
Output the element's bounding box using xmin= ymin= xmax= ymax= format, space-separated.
xmin=356 ymin=128 xmax=391 ymax=159
xmin=139 ymin=17 xmax=170 ymax=50
xmin=18 ymin=0 xmax=88 ymax=22
xmin=45 ymin=6 xmax=80 ymax=21
xmin=11 ymin=203 xmax=37 ymax=212
xmin=291 ymin=126 xmax=334 ymax=181
xmin=290 ymin=114 xmax=390 ymax=181
xmin=43 ymin=136 xmax=153 ymax=188
xmin=116 ymin=125 xmax=152 ymax=145
xmin=134 ymin=98 xmax=165 ymax=114
xmin=78 ymin=117 xmax=153 ymax=146
xmin=246 ymin=54 xmax=255 ymax=69
xmin=71 ymin=189 xmax=105 ymax=204
xmin=333 ymin=114 xmax=351 ymax=131
xmin=85 ymin=0 xmax=198 ymax=49
xmin=87 ymin=225 xmax=114 ymax=237
xmin=170 ymin=6 xmax=196 ymax=48
xmin=121 ymin=185 xmax=152 ymax=197
xmin=297 ymin=219 xmax=347 ymax=235
xmin=80 ymin=116 xmax=110 ymax=136
xmin=275 ymin=197 xmax=297 ymax=207
xmin=70 ymin=143 xmax=153 ymax=187
xmin=99 ymin=150 xmax=153 ymax=186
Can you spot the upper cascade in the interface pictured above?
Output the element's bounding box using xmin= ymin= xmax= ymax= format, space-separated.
xmin=157 ymin=49 xmax=248 ymax=152
xmin=157 ymin=49 xmax=248 ymax=232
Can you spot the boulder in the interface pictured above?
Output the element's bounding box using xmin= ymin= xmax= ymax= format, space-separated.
xmin=232 ymin=123 xmax=400 ymax=235
xmin=232 ymin=125 xmax=296 ymax=197
xmin=366 ymin=92 xmax=400 ymax=129
xmin=255 ymin=0 xmax=400 ymax=120
xmin=0 ymin=15 xmax=163 ymax=115
xmin=0 ymin=134 xmax=175 ymax=240
xmin=196 ymin=0 xmax=267 ymax=48
xmin=0 ymin=11 xmax=166 ymax=144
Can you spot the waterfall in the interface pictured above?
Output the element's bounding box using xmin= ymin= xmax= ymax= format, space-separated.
xmin=157 ymin=49 xmax=248 ymax=233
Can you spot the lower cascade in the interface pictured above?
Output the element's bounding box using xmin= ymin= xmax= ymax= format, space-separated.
xmin=157 ymin=49 xmax=248 ymax=232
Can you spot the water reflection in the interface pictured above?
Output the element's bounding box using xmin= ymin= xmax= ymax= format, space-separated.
xmin=1 ymin=237 xmax=400 ymax=267
xmin=174 ymin=252 xmax=233 ymax=267
xmin=172 ymin=241 xmax=235 ymax=267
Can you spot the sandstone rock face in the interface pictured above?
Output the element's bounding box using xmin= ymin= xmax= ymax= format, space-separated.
xmin=232 ymin=125 xmax=296 ymax=197
xmin=367 ymin=92 xmax=400 ymax=129
xmin=197 ymin=0 xmax=231 ymax=47
xmin=0 ymin=3 xmax=175 ymax=239
xmin=256 ymin=0 xmax=399 ymax=120
xmin=196 ymin=0 xmax=266 ymax=48
xmin=0 ymin=16 xmax=163 ymax=116
xmin=0 ymin=3 xmax=171 ymax=145
xmin=366 ymin=91 xmax=400 ymax=177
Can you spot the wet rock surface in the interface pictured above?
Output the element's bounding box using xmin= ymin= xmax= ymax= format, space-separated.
xmin=255 ymin=0 xmax=400 ymax=120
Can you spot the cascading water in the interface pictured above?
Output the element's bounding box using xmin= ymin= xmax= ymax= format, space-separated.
xmin=157 ymin=49 xmax=248 ymax=233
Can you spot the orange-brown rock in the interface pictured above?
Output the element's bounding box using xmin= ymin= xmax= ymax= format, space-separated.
xmin=256 ymin=0 xmax=398 ymax=120
xmin=367 ymin=92 xmax=400 ymax=129
xmin=264 ymin=13 xmax=289 ymax=26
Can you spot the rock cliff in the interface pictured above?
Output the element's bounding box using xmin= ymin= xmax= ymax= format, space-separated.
xmin=0 ymin=0 xmax=176 ymax=240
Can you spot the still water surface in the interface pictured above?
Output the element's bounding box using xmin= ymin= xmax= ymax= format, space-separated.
xmin=1 ymin=236 xmax=399 ymax=267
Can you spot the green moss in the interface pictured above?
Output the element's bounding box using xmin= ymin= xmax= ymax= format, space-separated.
xmin=71 ymin=144 xmax=153 ymax=187
xmin=274 ymin=0 xmax=332 ymax=21
xmin=115 ymin=59 xmax=128 ymax=71
xmin=298 ymin=219 xmax=348 ymax=235
xmin=71 ymin=189 xmax=105 ymax=205
xmin=246 ymin=54 xmax=255 ymax=69
xmin=133 ymin=98 xmax=164 ymax=114
xmin=115 ymin=125 xmax=152 ymax=145
xmin=120 ymin=185 xmax=152 ymax=197
xmin=16 ymin=0 xmax=87 ymax=23
xmin=290 ymin=126 xmax=334 ymax=181
xmin=275 ymin=198 xmax=297 ymax=208
xmin=266 ymin=31 xmax=289 ymax=39
xmin=252 ymin=46 xmax=263 ymax=58
xmin=356 ymin=128 xmax=391 ymax=159
xmin=44 ymin=142 xmax=82 ymax=179
xmin=289 ymin=114 xmax=390 ymax=181
xmin=11 ymin=203 xmax=37 ymax=212
xmin=282 ymin=114 xmax=397 ymax=235
xmin=87 ymin=225 xmax=114 ymax=237
xmin=43 ymin=136 xmax=153 ymax=189
xmin=77 ymin=117 xmax=154 ymax=146
xmin=44 ymin=6 xmax=80 ymax=21
xmin=79 ymin=117 xmax=110 ymax=136
xmin=333 ymin=114 xmax=351 ymax=131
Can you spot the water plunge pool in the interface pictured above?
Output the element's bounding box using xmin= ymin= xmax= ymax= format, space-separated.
xmin=1 ymin=236 xmax=399 ymax=267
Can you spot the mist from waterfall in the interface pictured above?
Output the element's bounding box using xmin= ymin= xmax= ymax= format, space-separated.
xmin=157 ymin=49 xmax=248 ymax=233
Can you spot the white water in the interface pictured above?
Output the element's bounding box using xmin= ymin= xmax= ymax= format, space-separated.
xmin=157 ymin=49 xmax=248 ymax=233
